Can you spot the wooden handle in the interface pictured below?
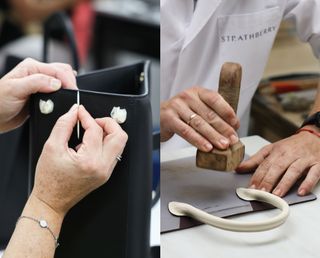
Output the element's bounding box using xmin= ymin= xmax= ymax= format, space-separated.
xmin=218 ymin=62 xmax=242 ymax=113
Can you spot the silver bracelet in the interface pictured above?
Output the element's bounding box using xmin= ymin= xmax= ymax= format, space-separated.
xmin=17 ymin=216 xmax=60 ymax=248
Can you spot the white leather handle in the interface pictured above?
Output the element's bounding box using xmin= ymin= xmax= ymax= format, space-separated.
xmin=168 ymin=188 xmax=289 ymax=232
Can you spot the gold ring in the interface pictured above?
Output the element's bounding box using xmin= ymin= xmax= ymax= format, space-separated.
xmin=187 ymin=114 xmax=197 ymax=125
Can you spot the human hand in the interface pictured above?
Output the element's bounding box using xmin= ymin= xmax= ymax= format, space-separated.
xmin=160 ymin=86 xmax=240 ymax=151
xmin=0 ymin=58 xmax=77 ymax=132
xmin=237 ymin=127 xmax=320 ymax=197
xmin=31 ymin=104 xmax=128 ymax=216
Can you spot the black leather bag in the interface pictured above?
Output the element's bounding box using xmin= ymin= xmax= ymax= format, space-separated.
xmin=0 ymin=12 xmax=81 ymax=248
xmin=29 ymin=61 xmax=153 ymax=258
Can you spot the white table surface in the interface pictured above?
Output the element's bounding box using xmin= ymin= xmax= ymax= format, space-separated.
xmin=161 ymin=135 xmax=320 ymax=258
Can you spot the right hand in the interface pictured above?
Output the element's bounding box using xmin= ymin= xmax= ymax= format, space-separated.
xmin=160 ymin=86 xmax=240 ymax=151
xmin=31 ymin=104 xmax=128 ymax=216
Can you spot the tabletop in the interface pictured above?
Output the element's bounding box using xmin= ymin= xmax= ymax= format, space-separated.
xmin=161 ymin=135 xmax=320 ymax=258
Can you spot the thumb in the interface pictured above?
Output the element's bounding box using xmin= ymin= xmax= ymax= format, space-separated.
xmin=13 ymin=73 xmax=62 ymax=99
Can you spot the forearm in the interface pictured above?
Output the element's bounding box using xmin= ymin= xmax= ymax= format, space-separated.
xmin=3 ymin=194 xmax=64 ymax=258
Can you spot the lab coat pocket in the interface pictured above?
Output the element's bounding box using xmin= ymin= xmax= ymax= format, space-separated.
xmin=218 ymin=7 xmax=281 ymax=92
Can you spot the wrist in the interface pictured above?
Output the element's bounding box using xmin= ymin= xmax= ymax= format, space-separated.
xmin=300 ymin=124 xmax=320 ymax=133
xmin=296 ymin=125 xmax=320 ymax=138
xmin=22 ymin=193 xmax=65 ymax=238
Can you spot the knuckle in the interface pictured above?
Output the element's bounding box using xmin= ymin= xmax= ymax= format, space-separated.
xmin=23 ymin=57 xmax=36 ymax=65
xmin=225 ymin=109 xmax=235 ymax=120
xmin=80 ymin=159 xmax=99 ymax=174
xmin=191 ymin=116 xmax=204 ymax=129
xmin=43 ymin=139 xmax=55 ymax=152
xmin=272 ymin=162 xmax=286 ymax=172
xmin=65 ymin=63 xmax=73 ymax=70
xmin=115 ymin=130 xmax=128 ymax=146
xmin=206 ymin=110 xmax=217 ymax=123
xmin=57 ymin=114 xmax=68 ymax=125
xmin=169 ymin=97 xmax=182 ymax=110
xmin=274 ymin=144 xmax=286 ymax=155
xmin=120 ymin=130 xmax=128 ymax=143
xmin=180 ymin=126 xmax=193 ymax=139
xmin=288 ymin=165 xmax=301 ymax=176
xmin=35 ymin=74 xmax=49 ymax=82
xmin=224 ymin=126 xmax=235 ymax=137
xmin=161 ymin=109 xmax=174 ymax=127
xmin=208 ymin=92 xmax=221 ymax=106
xmin=259 ymin=159 xmax=272 ymax=171
xmin=95 ymin=124 xmax=103 ymax=135
xmin=178 ymin=90 xmax=193 ymax=101
xmin=189 ymin=85 xmax=201 ymax=93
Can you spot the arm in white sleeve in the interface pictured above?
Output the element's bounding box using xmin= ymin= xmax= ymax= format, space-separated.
xmin=284 ymin=0 xmax=320 ymax=58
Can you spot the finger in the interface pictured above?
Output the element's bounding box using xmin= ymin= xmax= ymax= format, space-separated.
xmin=249 ymin=151 xmax=282 ymax=190
xmin=12 ymin=74 xmax=62 ymax=99
xmin=97 ymin=118 xmax=128 ymax=162
xmin=272 ymin=159 xmax=310 ymax=197
xmin=258 ymin=157 xmax=296 ymax=192
xmin=198 ymin=88 xmax=239 ymax=129
xmin=174 ymin=98 xmax=230 ymax=149
xmin=236 ymin=144 xmax=272 ymax=173
xmin=47 ymin=104 xmax=78 ymax=147
xmin=50 ymin=63 xmax=77 ymax=90
xmin=8 ymin=58 xmax=77 ymax=89
xmin=95 ymin=117 xmax=123 ymax=135
xmin=298 ymin=164 xmax=320 ymax=196
xmin=78 ymin=105 xmax=103 ymax=151
xmin=188 ymin=97 xmax=239 ymax=144
xmin=172 ymin=116 xmax=213 ymax=152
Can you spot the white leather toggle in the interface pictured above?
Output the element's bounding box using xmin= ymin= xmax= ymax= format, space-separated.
xmin=39 ymin=99 xmax=54 ymax=114
xmin=169 ymin=188 xmax=290 ymax=232
xmin=110 ymin=107 xmax=127 ymax=124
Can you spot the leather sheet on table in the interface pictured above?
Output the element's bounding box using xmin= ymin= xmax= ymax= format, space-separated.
xmin=161 ymin=155 xmax=317 ymax=233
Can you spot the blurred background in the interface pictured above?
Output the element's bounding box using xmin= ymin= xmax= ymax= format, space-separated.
xmin=248 ymin=19 xmax=320 ymax=142
xmin=0 ymin=0 xmax=159 ymax=129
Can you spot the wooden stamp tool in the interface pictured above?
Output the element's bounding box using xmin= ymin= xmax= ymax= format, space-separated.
xmin=196 ymin=62 xmax=245 ymax=171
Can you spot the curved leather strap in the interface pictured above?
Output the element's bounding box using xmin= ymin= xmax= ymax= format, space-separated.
xmin=43 ymin=12 xmax=80 ymax=71
xmin=168 ymin=188 xmax=289 ymax=232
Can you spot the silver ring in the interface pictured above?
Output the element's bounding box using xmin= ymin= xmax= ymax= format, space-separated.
xmin=187 ymin=113 xmax=197 ymax=125
xmin=116 ymin=155 xmax=122 ymax=162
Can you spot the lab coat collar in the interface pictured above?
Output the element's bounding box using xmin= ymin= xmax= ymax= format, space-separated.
xmin=182 ymin=0 xmax=222 ymax=50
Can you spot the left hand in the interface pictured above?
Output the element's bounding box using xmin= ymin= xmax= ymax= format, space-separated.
xmin=236 ymin=128 xmax=320 ymax=197
xmin=0 ymin=58 xmax=77 ymax=132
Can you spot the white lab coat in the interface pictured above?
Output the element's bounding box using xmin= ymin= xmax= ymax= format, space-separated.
xmin=161 ymin=0 xmax=320 ymax=151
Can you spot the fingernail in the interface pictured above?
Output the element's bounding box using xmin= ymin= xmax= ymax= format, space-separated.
xmin=204 ymin=143 xmax=213 ymax=151
xmin=50 ymin=79 xmax=61 ymax=90
xmin=298 ymin=188 xmax=306 ymax=196
xmin=261 ymin=187 xmax=266 ymax=192
xmin=273 ymin=188 xmax=282 ymax=196
xmin=230 ymin=134 xmax=239 ymax=144
xmin=249 ymin=184 xmax=256 ymax=189
xmin=73 ymin=70 xmax=78 ymax=76
xmin=219 ymin=138 xmax=229 ymax=147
